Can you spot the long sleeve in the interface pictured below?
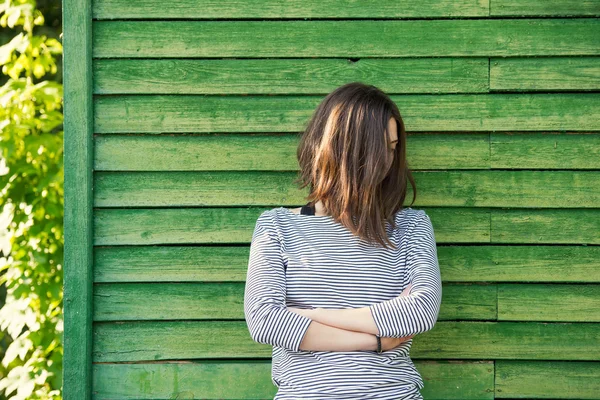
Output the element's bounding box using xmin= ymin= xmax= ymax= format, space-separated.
xmin=244 ymin=210 xmax=313 ymax=352
xmin=368 ymin=210 xmax=442 ymax=338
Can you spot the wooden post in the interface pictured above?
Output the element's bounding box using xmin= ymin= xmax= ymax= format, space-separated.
xmin=62 ymin=0 xmax=93 ymax=397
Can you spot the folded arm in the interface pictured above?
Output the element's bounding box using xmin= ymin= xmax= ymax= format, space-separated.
xmin=244 ymin=211 xmax=380 ymax=352
xmin=291 ymin=211 xmax=443 ymax=338
xmin=298 ymin=320 xmax=379 ymax=351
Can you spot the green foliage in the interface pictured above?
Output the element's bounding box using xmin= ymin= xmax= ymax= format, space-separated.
xmin=0 ymin=0 xmax=64 ymax=398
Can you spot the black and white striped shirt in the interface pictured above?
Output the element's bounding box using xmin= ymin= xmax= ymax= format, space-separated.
xmin=244 ymin=206 xmax=442 ymax=399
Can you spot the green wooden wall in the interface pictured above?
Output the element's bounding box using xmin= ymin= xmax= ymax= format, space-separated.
xmin=63 ymin=0 xmax=600 ymax=399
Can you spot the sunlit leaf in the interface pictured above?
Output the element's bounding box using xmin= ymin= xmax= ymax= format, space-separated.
xmin=0 ymin=0 xmax=63 ymax=398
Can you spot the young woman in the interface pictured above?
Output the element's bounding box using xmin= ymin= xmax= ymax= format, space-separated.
xmin=244 ymin=82 xmax=443 ymax=399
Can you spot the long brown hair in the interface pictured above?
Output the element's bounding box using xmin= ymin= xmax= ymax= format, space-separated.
xmin=295 ymin=82 xmax=417 ymax=250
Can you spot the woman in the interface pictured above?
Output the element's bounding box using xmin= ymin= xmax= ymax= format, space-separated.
xmin=244 ymin=82 xmax=443 ymax=399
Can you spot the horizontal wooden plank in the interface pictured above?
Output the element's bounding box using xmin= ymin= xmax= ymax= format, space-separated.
xmin=93 ymin=58 xmax=489 ymax=94
xmin=94 ymin=133 xmax=491 ymax=171
xmin=94 ymin=132 xmax=600 ymax=171
xmin=93 ymin=282 xmax=496 ymax=321
xmin=92 ymin=321 xmax=600 ymax=362
xmin=93 ymin=207 xmax=491 ymax=246
xmin=495 ymin=360 xmax=600 ymax=398
xmin=439 ymin=245 xmax=600 ymax=283
xmin=404 ymin=171 xmax=599 ymax=208
xmin=94 ymin=282 xmax=600 ymax=323
xmin=491 ymin=0 xmax=600 ymax=16
xmin=94 ymin=207 xmax=599 ymax=246
xmin=424 ymin=283 xmax=497 ymax=321
xmin=490 ymin=132 xmax=600 ymax=169
xmin=93 ymin=245 xmax=600 ymax=284
xmin=93 ymin=0 xmax=489 ymax=19
xmin=498 ymin=284 xmax=600 ymax=322
xmin=92 ymin=19 xmax=600 ymax=58
xmin=92 ymin=360 xmax=494 ymax=400
xmin=93 ymin=246 xmax=250 ymax=283
xmin=491 ymin=208 xmax=599 ymax=244
xmin=94 ymin=94 xmax=600 ymax=133
xmin=490 ymin=57 xmax=600 ymax=91
xmin=93 ymin=170 xmax=600 ymax=208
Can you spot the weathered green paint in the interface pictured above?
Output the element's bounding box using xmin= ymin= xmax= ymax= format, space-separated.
xmin=93 ymin=56 xmax=600 ymax=94
xmin=62 ymin=0 xmax=93 ymax=397
xmin=92 ymin=170 xmax=600 ymax=208
xmin=491 ymin=0 xmax=600 ymax=16
xmin=93 ymin=93 xmax=600 ymax=133
xmin=498 ymin=284 xmax=600 ymax=322
xmin=93 ymin=58 xmax=489 ymax=94
xmin=92 ymin=19 xmax=600 ymax=58
xmin=92 ymin=321 xmax=600 ymax=362
xmin=92 ymin=245 xmax=600 ymax=283
xmin=92 ymin=207 xmax=491 ymax=245
xmin=94 ymin=133 xmax=492 ymax=171
xmin=92 ymin=361 xmax=494 ymax=399
xmin=438 ymin=245 xmax=600 ymax=283
xmin=490 ymin=56 xmax=600 ymax=90
xmin=92 ymin=207 xmax=599 ymax=246
xmin=93 ymin=0 xmax=490 ymax=19
xmin=490 ymin=208 xmax=600 ymax=244
xmin=93 ymin=245 xmax=251 ymax=283
xmin=94 ymin=132 xmax=600 ymax=171
xmin=495 ymin=361 xmax=600 ymax=398
xmin=490 ymin=132 xmax=600 ymax=169
xmin=92 ymin=282 xmax=496 ymax=322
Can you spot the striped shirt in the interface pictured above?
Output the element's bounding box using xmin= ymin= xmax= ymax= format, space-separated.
xmin=244 ymin=206 xmax=442 ymax=399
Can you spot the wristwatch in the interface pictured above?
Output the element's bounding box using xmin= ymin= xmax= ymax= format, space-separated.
xmin=376 ymin=335 xmax=382 ymax=353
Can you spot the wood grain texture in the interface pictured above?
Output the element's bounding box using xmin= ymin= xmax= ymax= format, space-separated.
xmin=92 ymin=170 xmax=600 ymax=208
xmin=491 ymin=208 xmax=600 ymax=244
xmin=93 ymin=245 xmax=251 ymax=283
xmin=93 ymin=58 xmax=489 ymax=94
xmin=62 ymin=0 xmax=93 ymax=397
xmin=92 ymin=321 xmax=600 ymax=362
xmin=92 ymin=361 xmax=494 ymax=399
xmin=92 ymin=19 xmax=600 ymax=58
xmin=94 ymin=133 xmax=491 ymax=171
xmin=92 ymin=207 xmax=491 ymax=246
xmin=92 ymin=282 xmax=496 ymax=322
xmin=438 ymin=245 xmax=600 ymax=283
xmin=93 ymin=93 xmax=600 ymax=133
xmin=94 ymin=133 xmax=600 ymax=171
xmin=495 ymin=360 xmax=600 ymax=398
xmin=498 ymin=284 xmax=600 ymax=322
xmin=93 ymin=244 xmax=600 ymax=283
xmin=490 ymin=57 xmax=600 ymax=91
xmin=93 ymin=0 xmax=489 ymax=19
xmin=93 ymin=207 xmax=599 ymax=245
xmin=491 ymin=0 xmax=600 ymax=16
xmin=490 ymin=132 xmax=600 ymax=169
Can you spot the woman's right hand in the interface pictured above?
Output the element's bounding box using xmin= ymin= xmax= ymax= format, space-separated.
xmin=380 ymin=334 xmax=415 ymax=351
